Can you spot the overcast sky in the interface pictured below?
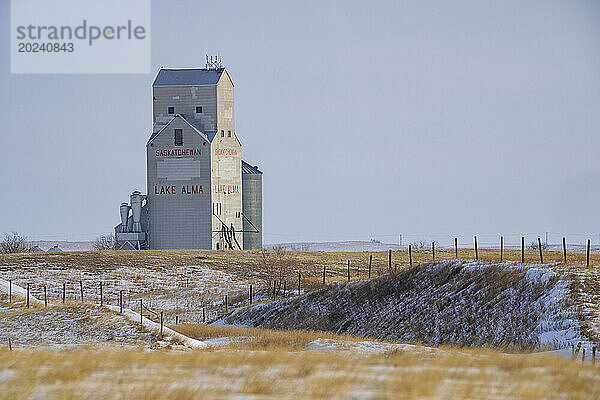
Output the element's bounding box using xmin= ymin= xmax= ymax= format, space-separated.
xmin=1 ymin=0 xmax=599 ymax=246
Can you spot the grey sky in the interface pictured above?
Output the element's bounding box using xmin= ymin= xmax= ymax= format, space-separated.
xmin=1 ymin=0 xmax=599 ymax=246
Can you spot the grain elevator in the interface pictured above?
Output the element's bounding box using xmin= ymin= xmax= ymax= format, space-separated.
xmin=115 ymin=58 xmax=262 ymax=250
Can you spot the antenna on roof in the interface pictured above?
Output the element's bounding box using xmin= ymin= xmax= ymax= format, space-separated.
xmin=205 ymin=54 xmax=223 ymax=70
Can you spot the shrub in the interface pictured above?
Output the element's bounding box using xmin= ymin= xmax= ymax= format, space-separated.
xmin=93 ymin=234 xmax=116 ymax=250
xmin=0 ymin=231 xmax=29 ymax=254
xmin=411 ymin=240 xmax=439 ymax=249
xmin=528 ymin=240 xmax=549 ymax=250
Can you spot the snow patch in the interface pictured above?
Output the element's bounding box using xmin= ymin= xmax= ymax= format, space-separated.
xmin=304 ymin=338 xmax=441 ymax=355
xmin=0 ymin=278 xmax=44 ymax=306
xmin=524 ymin=268 xmax=556 ymax=284
xmin=104 ymin=305 xmax=207 ymax=349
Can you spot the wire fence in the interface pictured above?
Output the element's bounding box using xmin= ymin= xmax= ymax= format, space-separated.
xmin=265 ymin=232 xmax=600 ymax=249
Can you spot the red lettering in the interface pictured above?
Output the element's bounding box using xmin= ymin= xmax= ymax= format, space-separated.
xmin=155 ymin=148 xmax=201 ymax=158
xmin=178 ymin=185 xmax=204 ymax=195
xmin=215 ymin=148 xmax=238 ymax=156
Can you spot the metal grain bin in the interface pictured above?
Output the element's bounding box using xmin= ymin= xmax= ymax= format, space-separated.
xmin=242 ymin=161 xmax=263 ymax=249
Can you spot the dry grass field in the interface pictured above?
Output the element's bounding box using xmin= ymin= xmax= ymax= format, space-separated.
xmin=1 ymin=345 xmax=599 ymax=399
xmin=1 ymin=248 xmax=599 ymax=343
xmin=173 ymin=322 xmax=389 ymax=350
xmin=1 ymin=249 xmax=599 ymax=399
xmin=1 ymin=246 xmax=599 ymax=283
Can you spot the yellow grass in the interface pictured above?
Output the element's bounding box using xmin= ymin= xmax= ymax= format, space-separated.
xmin=0 ymin=345 xmax=599 ymax=399
xmin=1 ymin=250 xmax=599 ymax=398
xmin=172 ymin=323 xmax=389 ymax=350
xmin=0 ymin=247 xmax=597 ymax=281
xmin=2 ymin=248 xmax=599 ymax=342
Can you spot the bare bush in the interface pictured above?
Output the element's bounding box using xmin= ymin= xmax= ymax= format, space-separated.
xmin=411 ymin=240 xmax=439 ymax=249
xmin=257 ymin=246 xmax=296 ymax=289
xmin=411 ymin=240 xmax=427 ymax=249
xmin=0 ymin=232 xmax=29 ymax=254
xmin=93 ymin=234 xmax=116 ymax=250
xmin=528 ymin=240 xmax=549 ymax=250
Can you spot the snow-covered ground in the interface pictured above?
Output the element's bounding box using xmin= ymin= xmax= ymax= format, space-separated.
xmin=304 ymin=338 xmax=444 ymax=355
xmin=1 ymin=252 xmax=598 ymax=356
xmin=559 ymin=264 xmax=600 ymax=346
xmin=0 ymin=264 xmax=253 ymax=323
xmin=0 ymin=299 xmax=155 ymax=348
xmin=219 ymin=261 xmax=589 ymax=351
xmin=0 ymin=279 xmax=245 ymax=350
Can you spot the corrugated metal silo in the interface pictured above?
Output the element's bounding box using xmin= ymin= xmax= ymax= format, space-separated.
xmin=242 ymin=160 xmax=263 ymax=249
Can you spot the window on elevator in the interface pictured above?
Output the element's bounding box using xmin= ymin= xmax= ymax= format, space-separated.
xmin=174 ymin=129 xmax=183 ymax=146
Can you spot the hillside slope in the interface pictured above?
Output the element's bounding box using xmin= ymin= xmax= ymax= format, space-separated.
xmin=220 ymin=261 xmax=581 ymax=350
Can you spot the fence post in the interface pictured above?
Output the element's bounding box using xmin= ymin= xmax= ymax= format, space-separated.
xmin=388 ymin=250 xmax=392 ymax=272
xmin=119 ymin=290 xmax=123 ymax=313
xmin=44 ymin=286 xmax=47 ymax=307
xmin=225 ymin=295 xmax=228 ymax=313
xmin=8 ymin=280 xmax=11 ymax=303
xmin=347 ymin=260 xmax=350 ymax=281
xmin=62 ymin=282 xmax=65 ymax=304
xmin=587 ymin=239 xmax=591 ymax=268
xmin=432 ymin=241 xmax=435 ymax=261
xmin=80 ymin=281 xmax=83 ymax=303
xmin=521 ymin=236 xmax=525 ymax=263
xmin=323 ymin=265 xmax=326 ymax=285
xmin=26 ymin=283 xmax=29 ymax=308
xmin=454 ymin=237 xmax=458 ymax=258
xmin=563 ymin=237 xmax=567 ymax=264
xmin=582 ymin=348 xmax=586 ymax=363
xmin=100 ymin=282 xmax=103 ymax=306
xmin=368 ymin=255 xmax=372 ymax=278
xmin=538 ymin=237 xmax=544 ymax=263
xmin=249 ymin=284 xmax=253 ymax=304
xmin=203 ymin=307 xmax=206 ymax=323
xmin=160 ymin=311 xmax=164 ymax=338
xmin=593 ymin=347 xmax=596 ymax=366
xmin=500 ymin=236 xmax=504 ymax=262
xmin=298 ymin=270 xmax=301 ymax=295
xmin=283 ymin=280 xmax=286 ymax=296
xmin=139 ymin=299 xmax=143 ymax=329
xmin=8 ymin=338 xmax=11 ymax=351
xmin=176 ymin=315 xmax=179 ymax=325
xmin=409 ymin=245 xmax=413 ymax=267
xmin=474 ymin=236 xmax=478 ymax=260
